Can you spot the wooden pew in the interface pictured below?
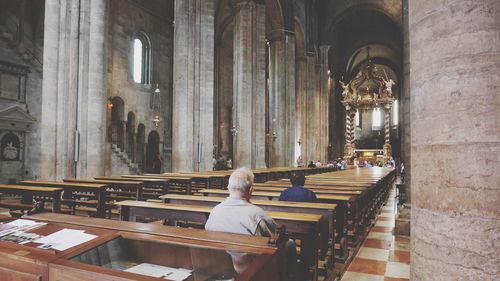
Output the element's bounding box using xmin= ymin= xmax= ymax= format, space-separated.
xmin=160 ymin=193 xmax=338 ymax=278
xmin=116 ymin=200 xmax=322 ymax=281
xmin=147 ymin=173 xmax=229 ymax=190
xmin=251 ymin=184 xmax=363 ymax=196
xmin=122 ymin=175 xmax=193 ymax=195
xmin=21 ymin=180 xmax=108 ymax=218
xmin=0 ymin=184 xmax=63 ymax=213
xmin=94 ymin=176 xmax=169 ymax=200
xmin=63 ymin=178 xmax=144 ymax=201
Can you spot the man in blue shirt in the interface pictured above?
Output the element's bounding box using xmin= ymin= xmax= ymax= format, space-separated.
xmin=279 ymin=174 xmax=317 ymax=202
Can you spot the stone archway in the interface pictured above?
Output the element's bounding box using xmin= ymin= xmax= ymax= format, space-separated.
xmin=145 ymin=130 xmax=160 ymax=173
xmin=135 ymin=124 xmax=145 ymax=172
xmin=126 ymin=112 xmax=135 ymax=161
xmin=109 ymin=96 xmax=125 ymax=150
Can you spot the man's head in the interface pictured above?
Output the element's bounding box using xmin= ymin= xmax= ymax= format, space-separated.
xmin=290 ymin=173 xmax=306 ymax=186
xmin=227 ymin=167 xmax=255 ymax=200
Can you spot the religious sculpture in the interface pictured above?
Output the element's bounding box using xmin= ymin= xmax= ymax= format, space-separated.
xmin=3 ymin=142 xmax=18 ymax=160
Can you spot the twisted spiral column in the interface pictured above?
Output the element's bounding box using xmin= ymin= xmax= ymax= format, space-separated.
xmin=384 ymin=107 xmax=390 ymax=144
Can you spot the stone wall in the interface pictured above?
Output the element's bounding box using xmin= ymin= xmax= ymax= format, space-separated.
xmin=106 ymin=0 xmax=173 ymax=173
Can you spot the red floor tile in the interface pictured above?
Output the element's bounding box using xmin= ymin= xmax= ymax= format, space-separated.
xmin=371 ymin=226 xmax=393 ymax=233
xmin=395 ymin=236 xmax=410 ymax=243
xmin=377 ymin=216 xmax=393 ymax=221
xmin=384 ymin=277 xmax=410 ymax=281
xmin=389 ymin=250 xmax=410 ymax=264
xmin=363 ymin=239 xmax=392 ymax=250
xmin=347 ymin=258 xmax=387 ymax=275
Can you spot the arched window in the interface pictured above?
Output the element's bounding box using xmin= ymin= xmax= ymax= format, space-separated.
xmin=392 ymin=100 xmax=399 ymax=126
xmin=132 ymin=32 xmax=151 ymax=84
xmin=372 ymin=108 xmax=382 ymax=129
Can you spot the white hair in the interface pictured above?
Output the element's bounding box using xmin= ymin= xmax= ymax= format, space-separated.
xmin=227 ymin=167 xmax=254 ymax=193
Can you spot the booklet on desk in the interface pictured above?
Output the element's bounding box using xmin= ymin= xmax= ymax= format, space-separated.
xmin=124 ymin=263 xmax=192 ymax=281
xmin=34 ymin=228 xmax=97 ymax=251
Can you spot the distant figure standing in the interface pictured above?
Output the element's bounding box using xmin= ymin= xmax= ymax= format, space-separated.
xmin=279 ymin=174 xmax=317 ymax=203
xmin=152 ymin=152 xmax=164 ymax=174
xmin=226 ymin=158 xmax=233 ymax=169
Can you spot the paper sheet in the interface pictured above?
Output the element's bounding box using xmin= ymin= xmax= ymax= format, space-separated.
xmin=34 ymin=228 xmax=97 ymax=251
xmin=0 ymin=219 xmax=46 ymax=237
xmin=125 ymin=263 xmax=192 ymax=280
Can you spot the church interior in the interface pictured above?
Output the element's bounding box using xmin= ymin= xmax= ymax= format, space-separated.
xmin=0 ymin=0 xmax=498 ymax=280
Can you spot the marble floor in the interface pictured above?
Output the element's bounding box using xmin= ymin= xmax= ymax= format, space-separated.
xmin=340 ymin=188 xmax=410 ymax=281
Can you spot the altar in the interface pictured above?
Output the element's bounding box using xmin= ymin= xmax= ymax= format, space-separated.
xmin=339 ymin=61 xmax=395 ymax=164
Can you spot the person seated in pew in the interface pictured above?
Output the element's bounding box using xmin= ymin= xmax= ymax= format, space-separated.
xmin=307 ymin=161 xmax=316 ymax=168
xmin=279 ymin=174 xmax=317 ymax=203
xmin=205 ymin=168 xmax=297 ymax=278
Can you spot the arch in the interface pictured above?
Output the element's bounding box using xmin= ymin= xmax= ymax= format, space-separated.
xmin=109 ymin=96 xmax=125 ymax=150
xmin=145 ymin=130 xmax=161 ymax=173
xmin=265 ymin=0 xmax=285 ymax=38
xmin=325 ymin=3 xmax=402 ymax=45
xmin=126 ymin=112 xmax=136 ymax=160
xmin=132 ymin=31 xmax=152 ymax=84
xmin=136 ymin=124 xmax=146 ymax=171
xmin=294 ymin=18 xmax=306 ymax=56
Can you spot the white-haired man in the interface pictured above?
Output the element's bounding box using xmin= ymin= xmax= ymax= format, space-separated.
xmin=205 ymin=167 xmax=276 ymax=237
xmin=207 ymin=168 xmax=301 ymax=279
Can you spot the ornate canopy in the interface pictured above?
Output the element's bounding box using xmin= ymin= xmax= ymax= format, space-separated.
xmin=340 ymin=62 xmax=395 ymax=109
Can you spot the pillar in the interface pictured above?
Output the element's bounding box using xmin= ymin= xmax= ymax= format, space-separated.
xmin=268 ymin=33 xmax=296 ymax=167
xmin=172 ymin=0 xmax=215 ymax=172
xmin=383 ymin=105 xmax=392 ymax=161
xmin=304 ymin=54 xmax=317 ymax=163
xmin=232 ymin=0 xmax=266 ymax=168
xmin=410 ymin=1 xmax=500 ymax=280
xmin=41 ymin=0 xmax=107 ymax=180
xmin=318 ymin=45 xmax=330 ymax=162
xmin=295 ymin=56 xmax=307 ymax=163
xmin=401 ymin=0 xmax=411 ymax=201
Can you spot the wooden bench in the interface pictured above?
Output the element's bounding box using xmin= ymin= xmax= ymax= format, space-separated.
xmin=21 ymin=180 xmax=108 ymax=218
xmin=122 ymin=175 xmax=193 ymax=195
xmin=63 ymin=178 xmax=145 ymax=201
xmin=0 ymin=184 xmax=63 ymax=213
xmin=94 ymin=176 xmax=169 ymax=200
xmin=116 ymin=200 xmax=322 ymax=281
xmin=160 ymin=193 xmax=339 ymax=276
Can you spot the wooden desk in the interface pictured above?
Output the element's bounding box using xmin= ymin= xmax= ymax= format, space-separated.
xmin=0 ymin=184 xmax=63 ymax=213
xmin=116 ymin=200 xmax=322 ymax=281
xmin=21 ymin=181 xmax=108 ymax=218
xmin=122 ymin=175 xmax=193 ymax=195
xmin=160 ymin=194 xmax=337 ymax=277
xmin=63 ymin=178 xmax=144 ymax=201
xmin=94 ymin=176 xmax=169 ymax=199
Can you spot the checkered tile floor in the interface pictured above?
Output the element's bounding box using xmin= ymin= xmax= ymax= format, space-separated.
xmin=340 ymin=188 xmax=410 ymax=281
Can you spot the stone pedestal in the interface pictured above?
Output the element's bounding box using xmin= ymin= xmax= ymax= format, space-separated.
xmin=231 ymin=0 xmax=266 ymax=168
xmin=410 ymin=1 xmax=500 ymax=280
xmin=172 ymin=0 xmax=215 ymax=172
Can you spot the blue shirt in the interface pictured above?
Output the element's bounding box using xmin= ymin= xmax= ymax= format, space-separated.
xmin=279 ymin=185 xmax=317 ymax=203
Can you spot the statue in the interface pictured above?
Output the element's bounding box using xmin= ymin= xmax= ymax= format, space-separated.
xmin=384 ymin=79 xmax=395 ymax=97
xmin=340 ymin=81 xmax=352 ymax=100
xmin=3 ymin=142 xmax=18 ymax=160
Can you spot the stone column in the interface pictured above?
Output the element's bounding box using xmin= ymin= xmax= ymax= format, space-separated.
xmin=78 ymin=0 xmax=107 ymax=178
xmin=41 ymin=0 xmax=107 ymax=180
xmin=383 ymin=105 xmax=392 ymax=161
xmin=232 ymin=0 xmax=266 ymax=168
xmin=295 ymin=56 xmax=307 ymax=162
xmin=410 ymin=1 xmax=500 ymax=280
xmin=401 ymin=0 xmax=411 ymax=201
xmin=304 ymin=54 xmax=317 ymax=162
xmin=41 ymin=0 xmax=82 ymax=180
xmin=268 ymin=33 xmax=296 ymax=167
xmin=172 ymin=0 xmax=215 ymax=172
xmin=318 ymin=45 xmax=330 ymax=162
